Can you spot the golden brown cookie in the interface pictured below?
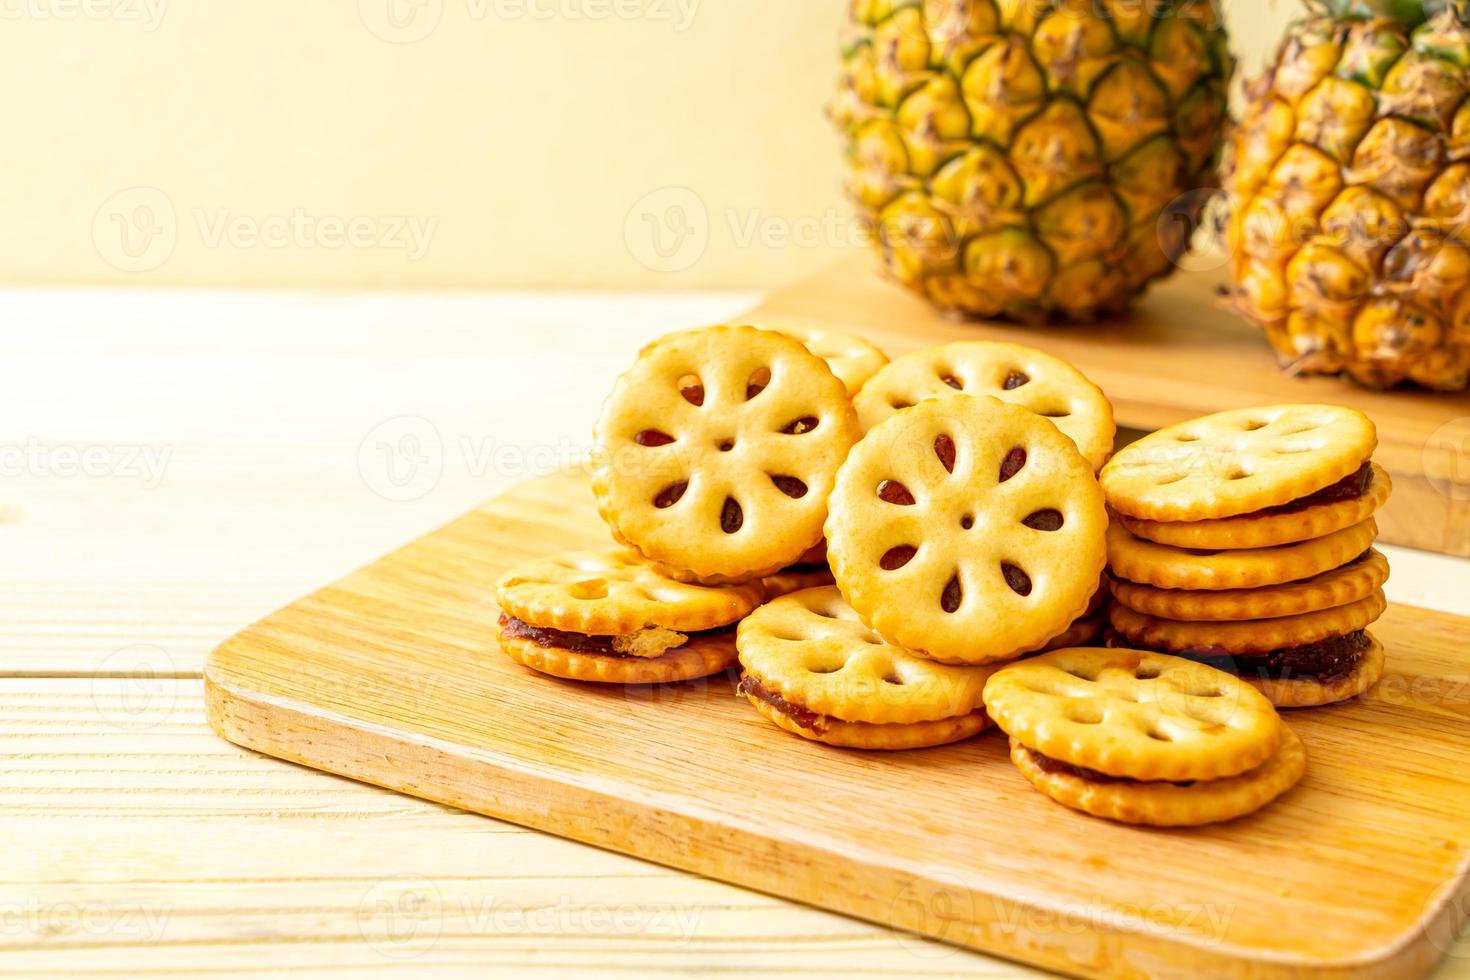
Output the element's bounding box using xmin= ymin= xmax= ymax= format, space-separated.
xmin=760 ymin=563 xmax=836 ymax=600
xmin=826 ymin=396 xmax=1108 ymax=665
xmin=1101 ymin=405 xmax=1377 ymax=522
xmin=1248 ymin=633 xmax=1386 ymax=708
xmin=1030 ymin=613 xmax=1106 ymax=654
xmin=749 ymin=699 xmax=991 ymax=749
xmin=1106 ymin=518 xmax=1378 ymax=591
xmin=592 ymin=326 xmax=860 ymax=584
xmin=770 ymin=323 xmax=889 ymax=396
xmin=497 ymin=625 xmax=739 ymax=684
xmin=1107 ymin=590 xmax=1387 ymax=655
xmin=1107 ymin=550 xmax=1389 ymax=622
xmin=737 ymin=587 xmax=994 ymax=748
xmin=983 ymin=648 xmax=1283 ymax=781
xmin=1117 ymin=463 xmax=1392 ymax=549
xmin=1009 ymin=725 xmax=1306 ymax=826
xmin=496 ymin=548 xmax=764 ymax=637
xmin=853 ymin=341 xmax=1115 ymax=470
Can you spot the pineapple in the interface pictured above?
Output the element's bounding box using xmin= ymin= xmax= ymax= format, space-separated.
xmin=830 ymin=0 xmax=1232 ymax=321
xmin=1223 ymin=1 xmax=1470 ymax=390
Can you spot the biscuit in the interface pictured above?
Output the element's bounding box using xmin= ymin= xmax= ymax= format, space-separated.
xmin=1101 ymin=405 xmax=1377 ymax=521
xmin=983 ymin=648 xmax=1283 ymax=781
xmin=496 ymin=548 xmax=764 ymax=637
xmin=1107 ymin=550 xmax=1389 ymax=622
xmin=760 ymin=563 xmax=836 ymax=600
xmin=1107 ymin=590 xmax=1387 ymax=654
xmin=1009 ymin=725 xmax=1305 ymax=826
xmin=770 ymin=323 xmax=889 ymax=396
xmin=826 ymin=396 xmax=1108 ymax=665
xmin=748 ymin=698 xmax=991 ymax=749
xmin=1031 ymin=612 xmax=1106 ymax=654
xmin=498 ymin=624 xmax=739 ymax=684
xmin=1248 ymin=633 xmax=1385 ymax=708
xmin=1117 ymin=463 xmax=1391 ymax=549
xmin=592 ymin=326 xmax=860 ymax=584
xmin=1106 ymin=518 xmax=1377 ymax=591
xmin=853 ymin=341 xmax=1115 ymax=470
xmin=737 ymin=587 xmax=995 ymax=726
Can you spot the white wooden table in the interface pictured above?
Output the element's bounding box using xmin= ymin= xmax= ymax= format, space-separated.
xmin=3 ymin=287 xmax=1467 ymax=977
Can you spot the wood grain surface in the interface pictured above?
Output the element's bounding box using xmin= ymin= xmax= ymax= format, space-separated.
xmin=207 ymin=471 xmax=1470 ymax=979
xmin=743 ymin=258 xmax=1470 ymax=558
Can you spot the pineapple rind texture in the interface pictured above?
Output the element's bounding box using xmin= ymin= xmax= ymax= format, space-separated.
xmin=831 ymin=0 xmax=1233 ymax=322
xmin=1223 ymin=10 xmax=1470 ymax=391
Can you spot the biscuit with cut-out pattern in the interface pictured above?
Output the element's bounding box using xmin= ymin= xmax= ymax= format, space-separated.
xmin=826 ymin=397 xmax=1107 ymax=665
xmin=593 ymin=326 xmax=860 ymax=585
xmin=853 ymin=341 xmax=1114 ymax=470
xmin=983 ymin=648 xmax=1283 ymax=782
xmin=1101 ymin=404 xmax=1376 ymax=522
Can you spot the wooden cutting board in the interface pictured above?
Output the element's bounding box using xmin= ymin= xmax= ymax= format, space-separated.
xmin=206 ymin=471 xmax=1470 ymax=980
xmin=743 ymin=257 xmax=1470 ymax=558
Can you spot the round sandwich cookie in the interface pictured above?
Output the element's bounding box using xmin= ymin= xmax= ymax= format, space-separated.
xmin=1024 ymin=578 xmax=1109 ymax=654
xmin=1101 ymin=405 xmax=1377 ymax=523
xmin=761 ymin=562 xmax=836 ymax=600
xmin=1107 ymin=550 xmax=1390 ymax=622
xmin=494 ymin=548 xmax=763 ymax=683
xmin=853 ymin=341 xmax=1115 ymax=471
xmin=592 ymin=326 xmax=860 ymax=585
xmin=771 ymin=323 xmax=889 ymax=396
xmin=1108 ymin=590 xmax=1388 ymax=656
xmin=984 ymin=648 xmax=1305 ymax=825
xmin=1116 ymin=463 xmax=1392 ymax=550
xmin=826 ymin=396 xmax=1108 ymax=665
xmin=736 ymin=587 xmax=994 ymax=749
xmin=1109 ymin=630 xmax=1387 ymax=709
xmin=1106 ymin=518 xmax=1378 ymax=591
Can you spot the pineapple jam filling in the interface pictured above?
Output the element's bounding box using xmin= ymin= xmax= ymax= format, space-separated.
xmin=498 ymin=614 xmax=731 ymax=659
xmin=1151 ymin=630 xmax=1371 ymax=683
xmin=1022 ymin=746 xmax=1198 ymax=788
xmin=1254 ymin=462 xmax=1374 ymax=516
xmin=737 ymin=674 xmax=828 ymax=732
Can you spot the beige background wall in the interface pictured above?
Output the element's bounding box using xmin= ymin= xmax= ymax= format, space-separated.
xmin=0 ymin=0 xmax=1291 ymax=289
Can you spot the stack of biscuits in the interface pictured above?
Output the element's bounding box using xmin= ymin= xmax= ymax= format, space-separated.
xmin=1098 ymin=405 xmax=1391 ymax=708
xmin=488 ymin=325 xmax=1369 ymax=826
xmin=492 ymin=331 xmax=1119 ymax=745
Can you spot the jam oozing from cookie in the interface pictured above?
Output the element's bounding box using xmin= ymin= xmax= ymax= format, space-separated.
xmin=498 ymin=613 xmax=732 ymax=658
xmin=738 ymin=673 xmax=828 ymax=732
xmin=1164 ymin=630 xmax=1370 ymax=683
xmin=1022 ymin=746 xmax=1197 ymax=787
xmin=1255 ymin=462 xmax=1374 ymax=516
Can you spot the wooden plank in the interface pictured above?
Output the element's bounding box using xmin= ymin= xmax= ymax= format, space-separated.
xmin=741 ymin=258 xmax=1470 ymax=557
xmin=0 ymin=678 xmax=1016 ymax=976
xmin=206 ymin=472 xmax=1470 ymax=979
